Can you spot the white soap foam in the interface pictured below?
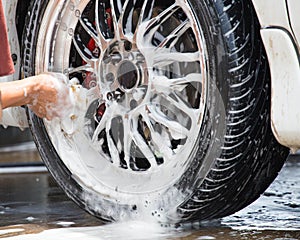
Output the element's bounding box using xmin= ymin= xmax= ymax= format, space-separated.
xmin=0 ymin=228 xmax=24 ymax=235
xmin=56 ymin=221 xmax=75 ymax=227
xmin=0 ymin=221 xmax=187 ymax=240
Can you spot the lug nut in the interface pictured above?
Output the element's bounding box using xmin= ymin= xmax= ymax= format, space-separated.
xmin=106 ymin=73 xmax=114 ymax=82
xmin=103 ymin=55 xmax=111 ymax=64
xmin=130 ymin=99 xmax=138 ymax=109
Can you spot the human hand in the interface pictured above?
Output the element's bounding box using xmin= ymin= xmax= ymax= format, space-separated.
xmin=28 ymin=73 xmax=72 ymax=120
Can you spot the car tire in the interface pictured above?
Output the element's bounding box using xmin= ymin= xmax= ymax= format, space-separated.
xmin=22 ymin=0 xmax=289 ymax=223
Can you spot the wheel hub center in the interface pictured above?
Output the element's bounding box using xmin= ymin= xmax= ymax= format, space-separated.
xmin=117 ymin=60 xmax=139 ymax=91
xmin=100 ymin=41 xmax=146 ymax=94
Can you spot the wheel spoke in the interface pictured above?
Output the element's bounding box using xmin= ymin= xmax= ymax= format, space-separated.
xmin=106 ymin=119 xmax=121 ymax=166
xmin=157 ymin=20 xmax=191 ymax=49
xmin=134 ymin=0 xmax=155 ymax=37
xmin=141 ymin=110 xmax=174 ymax=160
xmin=118 ymin=0 xmax=135 ymax=37
xmin=95 ymin=0 xmax=110 ymax=48
xmin=152 ymin=73 xmax=202 ymax=92
xmin=79 ymin=17 xmax=100 ymax=47
xmin=131 ymin=117 xmax=157 ymax=168
xmin=91 ymin=114 xmax=107 ymax=147
xmin=92 ymin=101 xmax=121 ymax=166
xmin=67 ymin=64 xmax=95 ymax=75
xmin=153 ymin=51 xmax=200 ymax=68
xmin=91 ymin=102 xmax=115 ymax=145
xmin=72 ymin=35 xmax=96 ymax=64
xmin=109 ymin=0 xmax=121 ymax=40
xmin=122 ymin=116 xmax=132 ymax=167
xmin=135 ymin=4 xmax=179 ymax=43
xmin=147 ymin=105 xmax=189 ymax=139
xmin=144 ymin=4 xmax=179 ymax=41
xmin=160 ymin=92 xmax=198 ymax=123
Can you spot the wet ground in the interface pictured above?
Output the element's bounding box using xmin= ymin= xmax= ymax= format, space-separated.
xmin=0 ymin=150 xmax=300 ymax=239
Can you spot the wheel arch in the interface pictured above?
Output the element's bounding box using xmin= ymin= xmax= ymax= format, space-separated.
xmin=251 ymin=0 xmax=300 ymax=152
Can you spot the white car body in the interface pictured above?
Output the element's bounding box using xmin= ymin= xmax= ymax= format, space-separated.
xmin=252 ymin=0 xmax=300 ymax=152
xmin=1 ymin=0 xmax=300 ymax=151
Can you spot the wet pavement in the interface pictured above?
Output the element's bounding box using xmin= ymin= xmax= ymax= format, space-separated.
xmin=0 ymin=151 xmax=300 ymax=239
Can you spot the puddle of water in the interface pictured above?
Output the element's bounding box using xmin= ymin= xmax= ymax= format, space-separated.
xmin=222 ymin=156 xmax=300 ymax=231
xmin=0 ymin=221 xmax=300 ymax=240
xmin=0 ymin=155 xmax=300 ymax=239
xmin=0 ymin=221 xmax=186 ymax=240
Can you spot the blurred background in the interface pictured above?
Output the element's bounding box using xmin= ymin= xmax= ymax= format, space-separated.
xmin=0 ymin=127 xmax=41 ymax=169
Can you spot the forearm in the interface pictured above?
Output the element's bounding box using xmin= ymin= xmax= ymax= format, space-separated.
xmin=0 ymin=77 xmax=37 ymax=109
xmin=0 ymin=73 xmax=70 ymax=121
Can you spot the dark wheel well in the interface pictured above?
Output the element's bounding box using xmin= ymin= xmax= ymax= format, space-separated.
xmin=16 ymin=1 xmax=31 ymax=45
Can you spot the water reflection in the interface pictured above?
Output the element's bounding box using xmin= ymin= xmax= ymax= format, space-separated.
xmin=223 ymin=156 xmax=300 ymax=231
xmin=0 ymin=155 xmax=300 ymax=239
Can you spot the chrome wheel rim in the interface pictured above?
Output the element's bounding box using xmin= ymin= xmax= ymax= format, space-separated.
xmin=36 ymin=0 xmax=207 ymax=196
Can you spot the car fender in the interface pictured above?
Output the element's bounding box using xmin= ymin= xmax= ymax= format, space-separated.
xmin=286 ymin=0 xmax=300 ymax=47
xmin=252 ymin=0 xmax=300 ymax=152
